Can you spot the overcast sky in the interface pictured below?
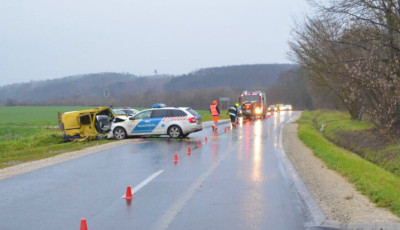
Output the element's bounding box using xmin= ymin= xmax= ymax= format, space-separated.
xmin=0 ymin=0 xmax=309 ymax=86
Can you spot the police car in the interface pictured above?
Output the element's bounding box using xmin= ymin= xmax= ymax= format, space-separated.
xmin=109 ymin=107 xmax=203 ymax=139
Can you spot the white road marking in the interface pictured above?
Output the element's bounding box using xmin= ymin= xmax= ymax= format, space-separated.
xmin=152 ymin=142 xmax=236 ymax=230
xmin=121 ymin=170 xmax=164 ymax=198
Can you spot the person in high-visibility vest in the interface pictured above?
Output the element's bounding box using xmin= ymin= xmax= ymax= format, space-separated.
xmin=209 ymin=100 xmax=220 ymax=130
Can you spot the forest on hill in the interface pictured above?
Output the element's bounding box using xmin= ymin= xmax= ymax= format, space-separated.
xmin=0 ymin=64 xmax=315 ymax=109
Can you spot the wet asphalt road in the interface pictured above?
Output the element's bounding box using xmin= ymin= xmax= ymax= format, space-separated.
xmin=0 ymin=111 xmax=315 ymax=230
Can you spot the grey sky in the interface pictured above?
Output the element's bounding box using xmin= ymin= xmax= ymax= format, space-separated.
xmin=0 ymin=0 xmax=309 ymax=86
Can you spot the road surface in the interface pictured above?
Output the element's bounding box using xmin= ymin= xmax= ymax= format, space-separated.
xmin=0 ymin=111 xmax=322 ymax=230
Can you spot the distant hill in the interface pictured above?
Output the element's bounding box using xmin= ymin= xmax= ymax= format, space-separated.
xmin=0 ymin=64 xmax=296 ymax=106
xmin=164 ymin=64 xmax=296 ymax=91
xmin=0 ymin=73 xmax=170 ymax=105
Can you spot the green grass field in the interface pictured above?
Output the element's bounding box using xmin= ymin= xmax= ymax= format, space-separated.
xmin=0 ymin=106 xmax=93 ymax=126
xmin=0 ymin=106 xmax=228 ymax=168
xmin=298 ymin=110 xmax=400 ymax=216
xmin=0 ymin=106 xmax=110 ymax=168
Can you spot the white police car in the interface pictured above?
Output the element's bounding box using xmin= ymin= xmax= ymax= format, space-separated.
xmin=109 ymin=107 xmax=203 ymax=139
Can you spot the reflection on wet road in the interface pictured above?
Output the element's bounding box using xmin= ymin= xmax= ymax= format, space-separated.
xmin=0 ymin=111 xmax=312 ymax=230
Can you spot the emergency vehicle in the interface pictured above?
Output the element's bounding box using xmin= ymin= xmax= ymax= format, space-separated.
xmin=109 ymin=107 xmax=203 ymax=139
xmin=239 ymin=91 xmax=268 ymax=119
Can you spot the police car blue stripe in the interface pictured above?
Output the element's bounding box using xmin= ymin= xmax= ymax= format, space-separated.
xmin=132 ymin=118 xmax=163 ymax=133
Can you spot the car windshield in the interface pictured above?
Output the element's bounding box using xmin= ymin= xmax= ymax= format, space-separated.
xmin=124 ymin=109 xmax=138 ymax=116
xmin=113 ymin=110 xmax=126 ymax=115
xmin=134 ymin=110 xmax=152 ymax=119
xmin=243 ymin=95 xmax=260 ymax=102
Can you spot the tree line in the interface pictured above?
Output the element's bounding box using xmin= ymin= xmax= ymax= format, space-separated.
xmin=290 ymin=0 xmax=400 ymax=133
xmin=1 ymin=64 xmax=305 ymax=109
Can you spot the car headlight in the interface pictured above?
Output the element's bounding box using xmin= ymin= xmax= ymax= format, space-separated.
xmin=255 ymin=107 xmax=261 ymax=114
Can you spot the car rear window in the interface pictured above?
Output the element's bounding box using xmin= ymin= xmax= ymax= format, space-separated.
xmin=186 ymin=109 xmax=199 ymax=117
xmin=171 ymin=110 xmax=187 ymax=117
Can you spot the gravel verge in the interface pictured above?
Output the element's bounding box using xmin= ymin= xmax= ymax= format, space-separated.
xmin=283 ymin=112 xmax=400 ymax=224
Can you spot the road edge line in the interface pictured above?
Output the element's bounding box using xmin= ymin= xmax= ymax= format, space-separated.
xmin=278 ymin=112 xmax=328 ymax=227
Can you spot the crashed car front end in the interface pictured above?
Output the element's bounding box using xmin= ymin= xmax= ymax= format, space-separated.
xmin=59 ymin=107 xmax=122 ymax=142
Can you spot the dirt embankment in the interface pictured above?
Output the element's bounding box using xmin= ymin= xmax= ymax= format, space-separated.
xmin=283 ymin=114 xmax=399 ymax=223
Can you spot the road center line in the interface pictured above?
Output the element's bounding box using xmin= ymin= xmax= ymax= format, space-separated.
xmin=121 ymin=170 xmax=164 ymax=198
xmin=152 ymin=142 xmax=237 ymax=230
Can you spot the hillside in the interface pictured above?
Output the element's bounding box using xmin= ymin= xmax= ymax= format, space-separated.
xmin=0 ymin=73 xmax=170 ymax=105
xmin=164 ymin=64 xmax=295 ymax=91
xmin=0 ymin=64 xmax=296 ymax=107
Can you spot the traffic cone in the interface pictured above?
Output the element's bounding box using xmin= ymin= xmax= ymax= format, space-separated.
xmin=205 ymin=136 xmax=208 ymax=143
xmin=124 ymin=186 xmax=133 ymax=200
xmin=80 ymin=218 xmax=88 ymax=230
xmin=174 ymin=153 xmax=179 ymax=163
xmin=197 ymin=140 xmax=201 ymax=147
xmin=187 ymin=146 xmax=192 ymax=155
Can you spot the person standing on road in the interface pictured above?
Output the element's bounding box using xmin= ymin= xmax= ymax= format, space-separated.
xmin=210 ymin=100 xmax=220 ymax=131
xmin=228 ymin=103 xmax=239 ymax=127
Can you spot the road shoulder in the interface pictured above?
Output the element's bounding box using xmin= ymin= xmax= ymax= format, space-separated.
xmin=283 ymin=112 xmax=399 ymax=224
xmin=0 ymin=139 xmax=135 ymax=181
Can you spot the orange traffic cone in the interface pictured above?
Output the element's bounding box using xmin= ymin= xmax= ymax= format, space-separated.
xmin=80 ymin=218 xmax=88 ymax=230
xmin=174 ymin=153 xmax=179 ymax=163
xmin=197 ymin=140 xmax=201 ymax=147
xmin=205 ymin=136 xmax=208 ymax=143
xmin=124 ymin=186 xmax=133 ymax=200
xmin=187 ymin=146 xmax=192 ymax=155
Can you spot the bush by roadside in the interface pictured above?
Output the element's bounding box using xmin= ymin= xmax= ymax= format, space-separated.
xmin=298 ymin=110 xmax=400 ymax=216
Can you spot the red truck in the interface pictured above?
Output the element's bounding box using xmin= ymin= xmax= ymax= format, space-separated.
xmin=239 ymin=91 xmax=268 ymax=119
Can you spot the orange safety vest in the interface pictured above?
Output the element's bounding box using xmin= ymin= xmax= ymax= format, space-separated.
xmin=210 ymin=104 xmax=219 ymax=116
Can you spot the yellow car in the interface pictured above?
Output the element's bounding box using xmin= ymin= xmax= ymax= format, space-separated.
xmin=58 ymin=107 xmax=122 ymax=142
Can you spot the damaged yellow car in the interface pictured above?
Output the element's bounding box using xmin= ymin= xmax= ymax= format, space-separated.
xmin=58 ymin=107 xmax=125 ymax=142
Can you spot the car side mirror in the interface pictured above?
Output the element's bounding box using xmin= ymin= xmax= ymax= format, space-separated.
xmin=129 ymin=116 xmax=135 ymax=120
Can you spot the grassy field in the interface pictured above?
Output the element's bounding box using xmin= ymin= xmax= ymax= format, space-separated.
xmin=0 ymin=106 xmax=110 ymax=168
xmin=298 ymin=110 xmax=400 ymax=216
xmin=0 ymin=106 xmax=228 ymax=168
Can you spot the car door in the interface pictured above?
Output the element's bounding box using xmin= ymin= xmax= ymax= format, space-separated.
xmin=150 ymin=109 xmax=169 ymax=134
xmin=129 ymin=110 xmax=153 ymax=134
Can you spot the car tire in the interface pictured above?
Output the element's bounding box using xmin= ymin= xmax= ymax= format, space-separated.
xmin=168 ymin=125 xmax=182 ymax=139
xmin=113 ymin=127 xmax=127 ymax=140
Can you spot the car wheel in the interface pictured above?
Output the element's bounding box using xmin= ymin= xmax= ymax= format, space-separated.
xmin=113 ymin=127 xmax=127 ymax=140
xmin=168 ymin=125 xmax=182 ymax=139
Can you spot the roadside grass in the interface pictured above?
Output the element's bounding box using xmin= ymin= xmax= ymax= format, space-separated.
xmin=313 ymin=110 xmax=400 ymax=178
xmin=298 ymin=110 xmax=400 ymax=216
xmin=0 ymin=106 xmax=225 ymax=169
